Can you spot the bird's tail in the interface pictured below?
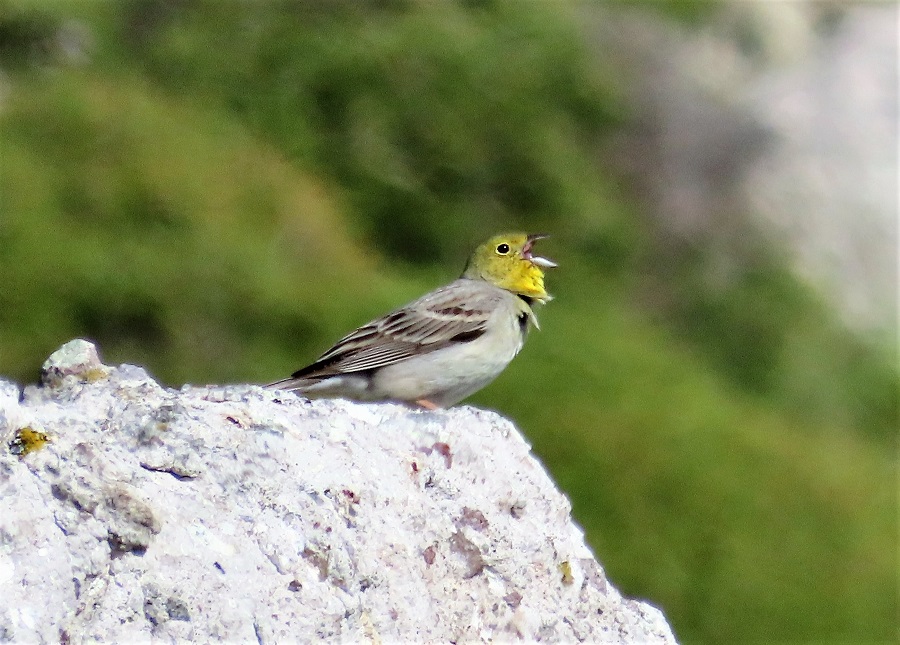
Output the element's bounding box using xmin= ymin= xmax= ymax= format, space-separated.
xmin=264 ymin=373 xmax=371 ymax=401
xmin=264 ymin=376 xmax=317 ymax=392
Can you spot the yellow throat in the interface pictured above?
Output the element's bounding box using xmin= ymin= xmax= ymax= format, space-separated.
xmin=462 ymin=233 xmax=556 ymax=303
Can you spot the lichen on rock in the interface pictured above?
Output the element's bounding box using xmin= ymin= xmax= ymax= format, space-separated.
xmin=0 ymin=339 xmax=677 ymax=643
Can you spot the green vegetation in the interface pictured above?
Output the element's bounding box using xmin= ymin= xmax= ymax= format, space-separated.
xmin=1 ymin=1 xmax=895 ymax=642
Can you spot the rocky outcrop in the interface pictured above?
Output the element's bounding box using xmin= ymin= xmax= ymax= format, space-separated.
xmin=0 ymin=339 xmax=676 ymax=643
xmin=586 ymin=3 xmax=896 ymax=334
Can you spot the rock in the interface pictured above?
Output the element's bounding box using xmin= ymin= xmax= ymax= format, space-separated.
xmin=40 ymin=338 xmax=110 ymax=387
xmin=0 ymin=340 xmax=677 ymax=643
xmin=586 ymin=3 xmax=896 ymax=334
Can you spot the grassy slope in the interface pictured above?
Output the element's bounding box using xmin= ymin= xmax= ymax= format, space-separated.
xmin=1 ymin=2 xmax=896 ymax=642
xmin=1 ymin=70 xmax=415 ymax=384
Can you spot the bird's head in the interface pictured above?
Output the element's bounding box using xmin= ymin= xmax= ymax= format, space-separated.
xmin=462 ymin=233 xmax=556 ymax=303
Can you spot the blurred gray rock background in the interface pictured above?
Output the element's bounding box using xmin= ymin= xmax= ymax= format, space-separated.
xmin=589 ymin=2 xmax=896 ymax=336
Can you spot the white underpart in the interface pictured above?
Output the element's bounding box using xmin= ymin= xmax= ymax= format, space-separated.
xmin=372 ymin=294 xmax=527 ymax=406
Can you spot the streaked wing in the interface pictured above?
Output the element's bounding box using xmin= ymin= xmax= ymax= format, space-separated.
xmin=290 ymin=282 xmax=496 ymax=379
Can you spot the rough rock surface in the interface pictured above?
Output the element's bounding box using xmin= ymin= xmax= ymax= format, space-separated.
xmin=0 ymin=339 xmax=676 ymax=643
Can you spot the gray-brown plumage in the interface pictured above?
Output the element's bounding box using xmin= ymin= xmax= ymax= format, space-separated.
xmin=266 ymin=233 xmax=555 ymax=408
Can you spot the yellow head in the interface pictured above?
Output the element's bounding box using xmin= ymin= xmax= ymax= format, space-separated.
xmin=462 ymin=233 xmax=556 ymax=302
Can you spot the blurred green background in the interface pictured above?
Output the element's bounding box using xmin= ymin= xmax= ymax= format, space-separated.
xmin=1 ymin=0 xmax=896 ymax=642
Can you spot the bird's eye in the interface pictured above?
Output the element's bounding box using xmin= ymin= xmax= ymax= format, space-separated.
xmin=496 ymin=243 xmax=510 ymax=255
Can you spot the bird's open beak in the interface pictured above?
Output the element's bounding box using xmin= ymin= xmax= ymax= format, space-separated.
xmin=522 ymin=234 xmax=557 ymax=268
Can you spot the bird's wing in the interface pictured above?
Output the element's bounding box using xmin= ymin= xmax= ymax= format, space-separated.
xmin=289 ymin=281 xmax=501 ymax=379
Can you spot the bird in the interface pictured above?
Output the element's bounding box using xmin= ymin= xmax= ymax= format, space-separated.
xmin=266 ymin=232 xmax=556 ymax=408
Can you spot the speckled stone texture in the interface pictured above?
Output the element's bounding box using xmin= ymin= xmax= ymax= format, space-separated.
xmin=0 ymin=339 xmax=677 ymax=643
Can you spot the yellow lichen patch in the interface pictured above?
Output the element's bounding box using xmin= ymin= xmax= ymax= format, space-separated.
xmin=42 ymin=366 xmax=111 ymax=389
xmin=9 ymin=427 xmax=51 ymax=457
xmin=558 ymin=560 xmax=574 ymax=585
xmin=82 ymin=367 xmax=111 ymax=383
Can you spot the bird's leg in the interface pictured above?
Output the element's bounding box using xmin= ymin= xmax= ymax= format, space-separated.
xmin=414 ymin=398 xmax=440 ymax=410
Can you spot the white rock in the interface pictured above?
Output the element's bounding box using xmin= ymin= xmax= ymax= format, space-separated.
xmin=0 ymin=340 xmax=677 ymax=643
